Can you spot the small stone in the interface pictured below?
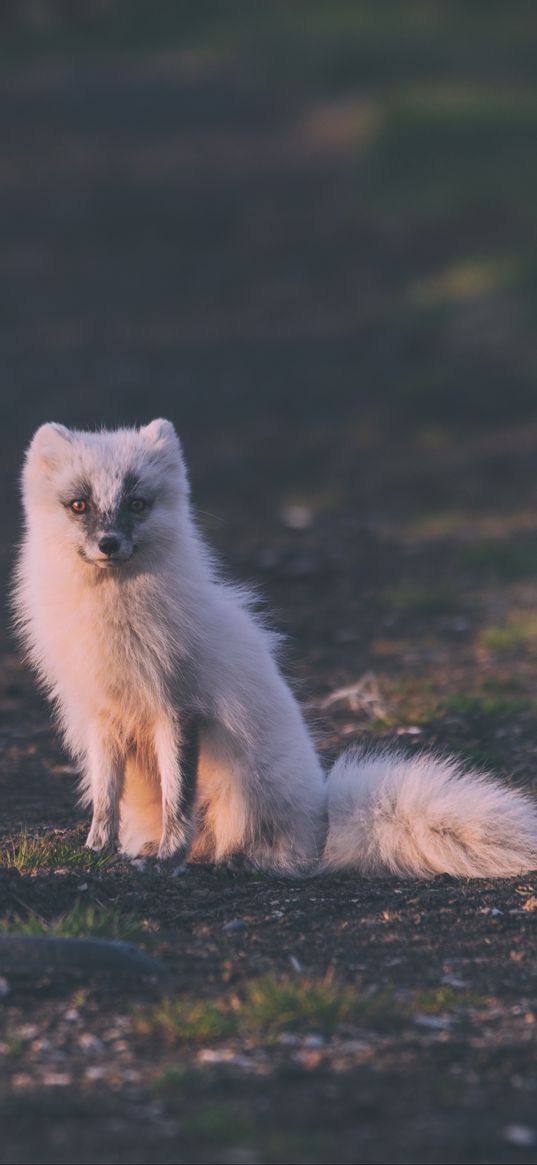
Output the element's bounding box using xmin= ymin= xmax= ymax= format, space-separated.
xmin=303 ymin=1034 xmax=324 ymax=1048
xmin=18 ymin=1024 xmax=38 ymax=1040
xmin=414 ymin=1014 xmax=452 ymax=1030
xmin=31 ymin=1038 xmax=52 ymax=1053
xmin=223 ymin=918 xmax=245 ymax=932
xmin=281 ymin=504 xmax=313 ymax=530
xmin=42 ymin=1072 xmax=71 ymax=1087
xmin=79 ymin=1032 xmax=104 ymax=1053
xmin=502 ymin=1124 xmax=537 ymax=1148
xmin=196 ymin=1048 xmax=253 ymax=1069
xmin=12 ymin=1073 xmax=33 ymax=1090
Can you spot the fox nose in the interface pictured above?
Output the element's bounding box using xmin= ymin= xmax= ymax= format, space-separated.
xmin=98 ymin=535 xmax=120 ymax=557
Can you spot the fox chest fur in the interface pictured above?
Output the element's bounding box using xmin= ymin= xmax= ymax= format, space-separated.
xmin=22 ymin=550 xmax=202 ymax=742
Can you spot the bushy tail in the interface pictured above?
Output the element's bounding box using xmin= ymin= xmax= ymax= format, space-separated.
xmin=323 ymin=748 xmax=537 ymax=878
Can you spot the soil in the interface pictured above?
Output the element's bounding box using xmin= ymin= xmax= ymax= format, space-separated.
xmin=1 ymin=25 xmax=537 ymax=1165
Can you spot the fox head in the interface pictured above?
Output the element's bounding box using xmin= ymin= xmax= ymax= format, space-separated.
xmin=22 ymin=419 xmax=189 ymax=571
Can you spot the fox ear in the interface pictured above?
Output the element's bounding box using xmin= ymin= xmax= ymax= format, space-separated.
xmin=142 ymin=418 xmax=179 ymax=448
xmin=142 ymin=418 xmax=183 ymax=465
xmin=141 ymin=418 xmax=188 ymax=489
xmin=26 ymin=423 xmax=72 ymax=472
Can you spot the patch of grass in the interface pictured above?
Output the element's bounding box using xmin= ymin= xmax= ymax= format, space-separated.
xmin=368 ymin=83 xmax=537 ymax=239
xmin=443 ymin=690 xmax=531 ymax=719
xmin=386 ymin=677 xmax=440 ymax=727
xmin=262 ymin=1131 xmax=338 ymax=1165
xmin=480 ymin=617 xmax=537 ymax=654
xmin=136 ymin=974 xmax=403 ymax=1044
xmin=364 ymin=676 xmax=439 ymax=731
xmin=0 ymin=900 xmax=147 ymax=944
xmin=150 ymin=1071 xmax=338 ymax=1162
xmin=0 ymin=1034 xmax=24 ymax=1058
xmin=459 ymin=743 xmax=506 ymax=771
xmin=0 ymin=833 xmax=109 ymax=874
xmin=410 ymin=253 xmax=523 ymax=307
xmin=406 ymin=508 xmax=537 ymax=542
xmin=458 ymin=541 xmax=537 ymax=579
xmin=368 ymin=676 xmax=531 ymax=734
xmin=405 ymin=508 xmax=476 ymax=539
xmin=368 ymin=716 xmax=398 ymax=734
xmin=385 ymin=582 xmax=461 ymax=616
xmin=5 ymin=4 xmax=537 ymax=101
xmin=240 ymin=974 xmax=387 ymax=1035
xmin=137 ymin=997 xmax=237 ymax=1043
xmin=182 ymin=1103 xmax=256 ymax=1146
xmin=150 ymin=1067 xmax=205 ymax=1095
xmin=243 ymin=975 xmax=343 ymax=1034
xmin=413 ymin=986 xmax=489 ymax=1014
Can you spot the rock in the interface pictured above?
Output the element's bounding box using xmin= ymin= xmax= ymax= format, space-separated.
xmin=0 ymin=935 xmax=168 ymax=986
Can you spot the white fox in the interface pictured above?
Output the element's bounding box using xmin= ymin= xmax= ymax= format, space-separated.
xmin=12 ymin=419 xmax=537 ymax=878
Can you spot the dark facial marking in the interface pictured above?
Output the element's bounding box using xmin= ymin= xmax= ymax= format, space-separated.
xmin=120 ymin=471 xmax=152 ymax=522
xmin=61 ymin=470 xmax=153 ymax=559
xmin=122 ymin=471 xmax=140 ymax=496
xmin=60 ymin=479 xmax=93 ymax=512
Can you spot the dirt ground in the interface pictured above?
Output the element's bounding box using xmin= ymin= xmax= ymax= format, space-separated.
xmin=2 ymin=8 xmax=537 ymax=1164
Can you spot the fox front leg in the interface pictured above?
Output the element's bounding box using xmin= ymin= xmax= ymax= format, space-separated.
xmin=84 ymin=731 xmax=123 ymax=852
xmin=154 ymin=715 xmax=199 ymax=864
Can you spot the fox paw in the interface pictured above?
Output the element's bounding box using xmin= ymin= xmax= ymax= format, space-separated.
xmin=157 ymin=839 xmax=189 ymax=866
xmin=85 ymin=822 xmax=117 ymax=853
xmin=157 ymin=823 xmax=191 ymax=865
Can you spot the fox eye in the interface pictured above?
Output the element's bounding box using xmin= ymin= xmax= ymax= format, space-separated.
xmin=69 ymin=499 xmax=88 ymax=514
xmin=128 ymin=497 xmax=147 ymax=513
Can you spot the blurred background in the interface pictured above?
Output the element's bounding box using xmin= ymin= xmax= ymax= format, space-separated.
xmin=3 ymin=1 xmax=537 ymax=764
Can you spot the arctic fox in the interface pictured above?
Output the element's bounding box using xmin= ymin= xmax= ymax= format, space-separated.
xmin=12 ymin=419 xmax=537 ymax=878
